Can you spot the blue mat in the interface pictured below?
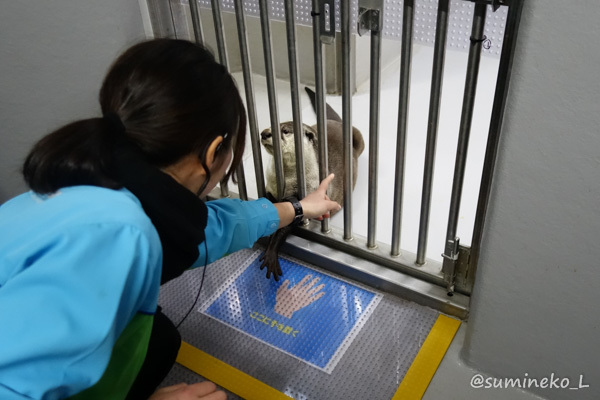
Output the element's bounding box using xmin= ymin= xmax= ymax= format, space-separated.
xmin=201 ymin=252 xmax=382 ymax=372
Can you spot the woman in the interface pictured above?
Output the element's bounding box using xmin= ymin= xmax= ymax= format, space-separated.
xmin=0 ymin=38 xmax=340 ymax=399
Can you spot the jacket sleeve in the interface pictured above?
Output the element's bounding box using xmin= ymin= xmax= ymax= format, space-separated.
xmin=0 ymin=223 xmax=161 ymax=399
xmin=192 ymin=198 xmax=280 ymax=267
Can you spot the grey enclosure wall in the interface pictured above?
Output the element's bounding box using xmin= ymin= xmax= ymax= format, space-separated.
xmin=464 ymin=1 xmax=600 ymax=399
xmin=0 ymin=1 xmax=148 ymax=203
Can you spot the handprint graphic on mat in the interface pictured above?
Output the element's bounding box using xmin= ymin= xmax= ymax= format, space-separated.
xmin=274 ymin=274 xmax=326 ymax=319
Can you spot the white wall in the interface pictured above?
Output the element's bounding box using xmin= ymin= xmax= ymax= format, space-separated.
xmin=0 ymin=1 xmax=148 ymax=203
xmin=463 ymin=1 xmax=600 ymax=399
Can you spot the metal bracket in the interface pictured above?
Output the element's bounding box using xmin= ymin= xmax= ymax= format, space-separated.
xmin=313 ymin=0 xmax=335 ymax=44
xmin=463 ymin=0 xmax=508 ymax=11
xmin=441 ymin=237 xmax=460 ymax=295
xmin=358 ymin=0 xmax=384 ymax=36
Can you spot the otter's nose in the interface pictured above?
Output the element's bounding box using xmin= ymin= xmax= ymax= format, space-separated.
xmin=260 ymin=130 xmax=271 ymax=140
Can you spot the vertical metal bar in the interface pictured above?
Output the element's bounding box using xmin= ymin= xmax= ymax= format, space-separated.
xmin=233 ymin=0 xmax=266 ymax=198
xmin=470 ymin=2 xmax=524 ymax=280
xmin=391 ymin=0 xmax=414 ymax=256
xmin=341 ymin=0 xmax=353 ymax=241
xmin=442 ymin=3 xmax=487 ymax=293
xmin=364 ymin=6 xmax=383 ymax=249
xmin=236 ymin=165 xmax=248 ymax=200
xmin=259 ymin=0 xmax=285 ymax=200
xmin=211 ymin=0 xmax=229 ymax=70
xmin=188 ymin=0 xmax=205 ymax=44
xmin=284 ymin=0 xmax=306 ymax=200
xmin=211 ymin=0 xmax=231 ymax=198
xmin=312 ymin=0 xmax=330 ymax=233
xmin=416 ymin=0 xmax=450 ymax=264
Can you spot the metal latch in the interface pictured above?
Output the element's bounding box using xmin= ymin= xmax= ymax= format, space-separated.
xmin=312 ymin=0 xmax=336 ymax=44
xmin=442 ymin=237 xmax=460 ymax=295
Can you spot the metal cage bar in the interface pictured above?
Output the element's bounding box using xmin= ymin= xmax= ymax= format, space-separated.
xmin=341 ymin=0 xmax=354 ymax=241
xmin=156 ymin=0 xmax=520 ymax=304
xmin=284 ymin=0 xmax=306 ymax=200
xmin=442 ymin=2 xmax=488 ymax=294
xmin=188 ymin=0 xmax=205 ymax=45
xmin=210 ymin=0 xmax=234 ymax=198
xmin=259 ymin=0 xmax=285 ymax=200
xmin=211 ymin=0 xmax=229 ymax=70
xmin=391 ymin=0 xmax=414 ymax=257
xmin=416 ymin=0 xmax=450 ymax=265
xmin=358 ymin=0 xmax=384 ymax=249
xmin=311 ymin=0 xmax=331 ymax=234
xmin=233 ymin=0 xmax=266 ymax=199
xmin=469 ymin=0 xmax=525 ymax=289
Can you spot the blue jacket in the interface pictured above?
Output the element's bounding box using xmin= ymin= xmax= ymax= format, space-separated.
xmin=0 ymin=185 xmax=279 ymax=399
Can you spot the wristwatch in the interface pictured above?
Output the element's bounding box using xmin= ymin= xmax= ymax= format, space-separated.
xmin=285 ymin=196 xmax=304 ymax=225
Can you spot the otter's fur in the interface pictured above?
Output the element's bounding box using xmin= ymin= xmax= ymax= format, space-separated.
xmin=260 ymin=87 xmax=365 ymax=210
xmin=258 ymin=87 xmax=365 ymax=280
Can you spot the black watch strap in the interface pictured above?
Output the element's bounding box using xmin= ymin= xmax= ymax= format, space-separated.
xmin=285 ymin=196 xmax=303 ymax=225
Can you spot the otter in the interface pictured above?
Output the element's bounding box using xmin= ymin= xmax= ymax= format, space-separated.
xmin=259 ymin=87 xmax=365 ymax=280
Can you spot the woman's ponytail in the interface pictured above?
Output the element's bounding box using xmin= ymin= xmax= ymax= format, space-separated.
xmin=22 ymin=117 xmax=121 ymax=194
xmin=23 ymin=39 xmax=249 ymax=195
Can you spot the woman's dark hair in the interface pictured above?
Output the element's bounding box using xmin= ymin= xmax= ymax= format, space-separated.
xmin=23 ymin=38 xmax=246 ymax=194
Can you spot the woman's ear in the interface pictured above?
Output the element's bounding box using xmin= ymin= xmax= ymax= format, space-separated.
xmin=203 ymin=135 xmax=225 ymax=168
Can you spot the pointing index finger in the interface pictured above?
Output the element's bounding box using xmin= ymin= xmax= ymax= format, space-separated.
xmin=319 ymin=173 xmax=335 ymax=191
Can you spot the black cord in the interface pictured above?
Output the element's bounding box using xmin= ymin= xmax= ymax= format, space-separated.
xmin=175 ymin=238 xmax=209 ymax=329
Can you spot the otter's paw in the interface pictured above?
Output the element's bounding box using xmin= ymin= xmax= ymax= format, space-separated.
xmin=259 ymin=251 xmax=283 ymax=281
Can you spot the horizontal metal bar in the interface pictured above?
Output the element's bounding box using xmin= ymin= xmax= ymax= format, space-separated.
xmin=207 ymin=185 xmax=472 ymax=301
xmin=296 ymin=220 xmax=444 ymax=286
xmin=277 ymin=230 xmax=469 ymax=320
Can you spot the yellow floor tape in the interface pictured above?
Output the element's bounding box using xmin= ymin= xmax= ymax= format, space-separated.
xmin=392 ymin=314 xmax=462 ymax=400
xmin=176 ymin=314 xmax=460 ymax=400
xmin=176 ymin=341 xmax=293 ymax=400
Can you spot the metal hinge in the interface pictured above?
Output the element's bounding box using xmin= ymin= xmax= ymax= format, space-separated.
xmin=442 ymin=239 xmax=475 ymax=296
xmin=454 ymin=245 xmax=473 ymax=295
xmin=358 ymin=0 xmax=384 ymax=36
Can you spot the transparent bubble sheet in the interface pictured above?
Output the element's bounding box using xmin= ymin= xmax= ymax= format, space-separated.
xmin=159 ymin=247 xmax=439 ymax=399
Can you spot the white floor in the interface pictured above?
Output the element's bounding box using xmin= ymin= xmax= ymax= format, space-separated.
xmin=230 ymin=43 xmax=501 ymax=265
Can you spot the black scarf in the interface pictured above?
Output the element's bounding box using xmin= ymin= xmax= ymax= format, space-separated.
xmin=111 ymin=143 xmax=208 ymax=284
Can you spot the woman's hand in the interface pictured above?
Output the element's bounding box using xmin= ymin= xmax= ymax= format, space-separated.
xmin=149 ymin=381 xmax=226 ymax=400
xmin=300 ymin=173 xmax=341 ymax=220
xmin=273 ymin=173 xmax=341 ymax=228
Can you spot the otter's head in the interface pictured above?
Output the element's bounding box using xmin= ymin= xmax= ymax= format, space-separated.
xmin=260 ymin=122 xmax=317 ymax=158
